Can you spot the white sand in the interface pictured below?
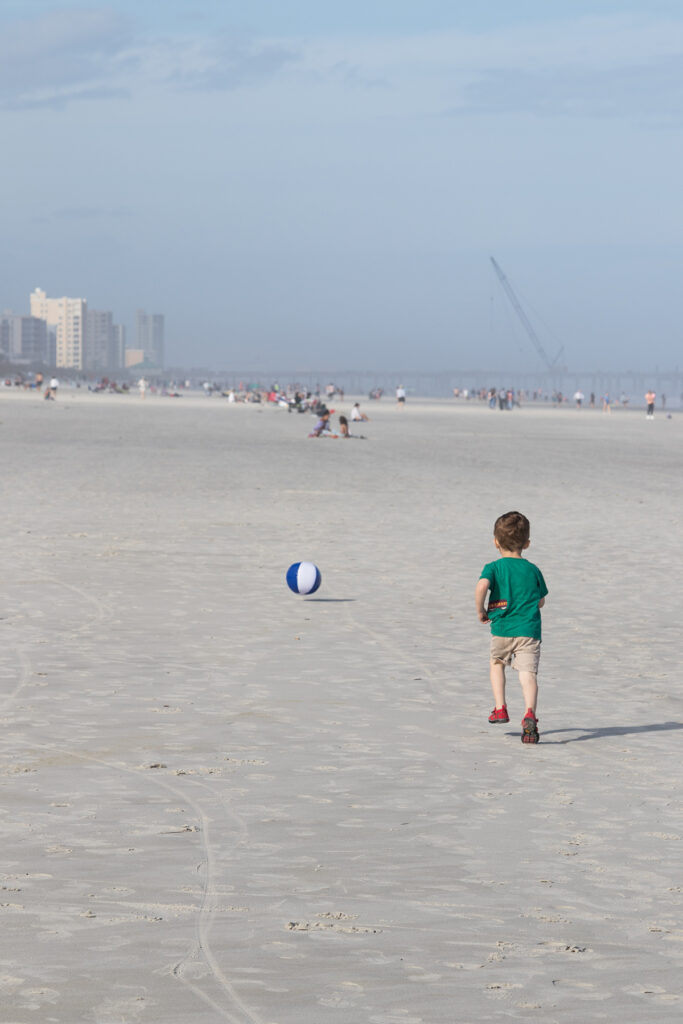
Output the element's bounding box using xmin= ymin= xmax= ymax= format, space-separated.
xmin=1 ymin=389 xmax=682 ymax=1023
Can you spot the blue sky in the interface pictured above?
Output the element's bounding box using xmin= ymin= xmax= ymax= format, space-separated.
xmin=2 ymin=1 xmax=683 ymax=372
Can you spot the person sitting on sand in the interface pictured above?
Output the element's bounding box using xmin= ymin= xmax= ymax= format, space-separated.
xmin=338 ymin=414 xmax=366 ymax=439
xmin=310 ymin=410 xmax=335 ymax=437
xmin=351 ymin=402 xmax=369 ymax=422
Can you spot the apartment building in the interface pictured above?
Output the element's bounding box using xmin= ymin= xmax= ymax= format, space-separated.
xmin=85 ymin=308 xmax=127 ymax=371
xmin=136 ymin=309 xmax=164 ymax=368
xmin=30 ymin=287 xmax=87 ymax=370
xmin=0 ymin=312 xmax=48 ymax=362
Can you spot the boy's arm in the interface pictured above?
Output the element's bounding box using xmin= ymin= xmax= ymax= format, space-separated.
xmin=539 ymin=597 xmax=545 ymax=608
xmin=475 ymin=578 xmax=490 ymax=623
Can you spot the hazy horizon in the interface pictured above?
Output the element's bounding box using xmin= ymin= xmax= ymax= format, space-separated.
xmin=3 ymin=1 xmax=683 ymax=372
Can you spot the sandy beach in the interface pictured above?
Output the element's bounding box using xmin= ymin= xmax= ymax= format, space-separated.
xmin=1 ymin=389 xmax=681 ymax=1023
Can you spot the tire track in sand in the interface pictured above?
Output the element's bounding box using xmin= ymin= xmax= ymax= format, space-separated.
xmin=29 ymin=743 xmax=261 ymax=1024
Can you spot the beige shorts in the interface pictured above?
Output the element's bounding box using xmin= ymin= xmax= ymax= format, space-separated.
xmin=490 ymin=636 xmax=541 ymax=673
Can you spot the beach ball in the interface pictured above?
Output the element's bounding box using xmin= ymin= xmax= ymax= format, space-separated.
xmin=286 ymin=561 xmax=321 ymax=595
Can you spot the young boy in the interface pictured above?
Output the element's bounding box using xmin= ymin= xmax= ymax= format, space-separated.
xmin=475 ymin=511 xmax=548 ymax=744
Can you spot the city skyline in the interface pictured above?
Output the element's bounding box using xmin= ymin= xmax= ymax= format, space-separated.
xmin=1 ymin=285 xmax=163 ymax=371
xmin=2 ymin=2 xmax=683 ymax=372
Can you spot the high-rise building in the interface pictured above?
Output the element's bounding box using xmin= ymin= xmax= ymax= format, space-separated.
xmin=136 ymin=309 xmax=164 ymax=367
xmin=47 ymin=326 xmax=57 ymax=366
xmin=85 ymin=309 xmax=119 ymax=371
xmin=0 ymin=313 xmax=11 ymax=359
xmin=16 ymin=316 xmax=48 ymax=362
xmin=112 ymin=324 xmax=126 ymax=369
xmin=30 ymin=287 xmax=87 ymax=370
xmin=0 ymin=312 xmax=48 ymax=363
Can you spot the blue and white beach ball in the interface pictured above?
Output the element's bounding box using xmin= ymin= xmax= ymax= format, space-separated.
xmin=286 ymin=561 xmax=321 ymax=595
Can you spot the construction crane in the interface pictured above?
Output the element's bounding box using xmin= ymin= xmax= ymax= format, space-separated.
xmin=490 ymin=257 xmax=564 ymax=372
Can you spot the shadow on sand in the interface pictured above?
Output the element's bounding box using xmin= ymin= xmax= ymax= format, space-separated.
xmin=532 ymin=721 xmax=683 ymax=744
xmin=304 ymin=598 xmax=356 ymax=603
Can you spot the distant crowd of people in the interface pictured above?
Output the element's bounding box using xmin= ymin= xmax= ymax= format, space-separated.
xmin=1 ymin=372 xmax=674 ymax=419
xmin=3 ymin=371 xmax=62 ymax=399
xmin=452 ymin=385 xmax=670 ymax=414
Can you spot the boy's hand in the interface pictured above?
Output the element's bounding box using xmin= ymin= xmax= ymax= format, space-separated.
xmin=475 ymin=578 xmax=491 ymax=624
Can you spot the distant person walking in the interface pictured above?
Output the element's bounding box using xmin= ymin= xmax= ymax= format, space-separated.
xmin=396 ymin=385 xmax=406 ymax=408
xmin=573 ymin=390 xmax=584 ymax=408
xmin=138 ymin=377 xmax=147 ymax=399
xmin=602 ymin=393 xmax=611 ymax=414
xmin=645 ymin=390 xmax=656 ymax=420
xmin=45 ymin=376 xmax=59 ymax=400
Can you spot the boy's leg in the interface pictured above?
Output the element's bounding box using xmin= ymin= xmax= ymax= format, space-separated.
xmin=519 ymin=669 xmax=540 ymax=743
xmin=513 ymin=641 xmax=540 ymax=742
xmin=490 ymin=660 xmax=506 ymax=708
xmin=518 ymin=671 xmax=538 ymax=713
xmin=488 ymin=639 xmax=512 ymax=721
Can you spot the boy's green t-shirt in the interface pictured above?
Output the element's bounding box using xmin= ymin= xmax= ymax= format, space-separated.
xmin=480 ymin=557 xmax=548 ymax=639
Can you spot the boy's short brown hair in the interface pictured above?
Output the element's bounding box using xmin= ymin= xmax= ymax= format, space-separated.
xmin=494 ymin=511 xmax=530 ymax=551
